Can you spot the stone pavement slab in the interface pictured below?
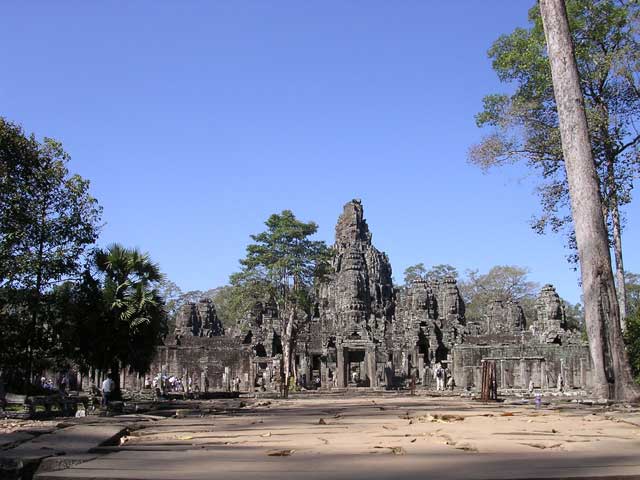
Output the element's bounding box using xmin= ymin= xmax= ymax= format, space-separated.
xmin=34 ymin=449 xmax=640 ymax=480
xmin=29 ymin=394 xmax=640 ymax=480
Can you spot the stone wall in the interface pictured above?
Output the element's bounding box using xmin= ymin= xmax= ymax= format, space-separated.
xmin=152 ymin=199 xmax=592 ymax=394
xmin=152 ymin=336 xmax=252 ymax=391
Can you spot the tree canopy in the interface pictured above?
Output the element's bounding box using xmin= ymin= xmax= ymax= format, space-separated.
xmin=470 ymin=0 xmax=640 ymax=318
xmin=459 ymin=265 xmax=540 ymax=321
xmin=403 ymin=263 xmax=458 ymax=285
xmin=0 ymin=118 xmax=102 ymax=388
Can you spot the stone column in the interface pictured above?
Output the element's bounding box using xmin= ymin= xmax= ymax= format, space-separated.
xmin=337 ymin=347 xmax=346 ymax=388
xmin=520 ymin=359 xmax=527 ymax=389
xmin=367 ymin=348 xmax=376 ymax=388
xmin=540 ymin=360 xmax=547 ymax=389
xmin=248 ymin=361 xmax=255 ymax=392
xmin=300 ymin=355 xmax=310 ymax=388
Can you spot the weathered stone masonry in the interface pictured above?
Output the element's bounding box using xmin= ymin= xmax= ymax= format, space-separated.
xmin=153 ymin=199 xmax=592 ymax=392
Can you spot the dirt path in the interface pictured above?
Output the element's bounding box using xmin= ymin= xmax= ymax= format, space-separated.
xmin=25 ymin=393 xmax=640 ymax=479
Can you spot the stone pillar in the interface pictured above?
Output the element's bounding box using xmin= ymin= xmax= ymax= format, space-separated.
xmin=520 ymin=359 xmax=527 ymax=389
xmin=337 ymin=347 xmax=346 ymax=388
xmin=473 ymin=366 xmax=481 ymax=390
xmin=540 ymin=360 xmax=547 ymax=390
xmin=401 ymin=351 xmax=408 ymax=376
xmin=320 ymin=359 xmax=327 ymax=389
xmin=300 ymin=355 xmax=310 ymax=388
xmin=367 ymin=348 xmax=376 ymax=388
xmin=224 ymin=366 xmax=231 ymax=392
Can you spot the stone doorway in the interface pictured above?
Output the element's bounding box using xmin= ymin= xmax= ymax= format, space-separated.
xmin=347 ymin=350 xmax=368 ymax=386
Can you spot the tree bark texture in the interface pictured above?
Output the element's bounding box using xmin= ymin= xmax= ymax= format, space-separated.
xmin=539 ymin=0 xmax=639 ymax=400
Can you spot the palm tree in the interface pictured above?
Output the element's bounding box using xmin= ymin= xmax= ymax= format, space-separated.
xmin=94 ymin=244 xmax=167 ymax=398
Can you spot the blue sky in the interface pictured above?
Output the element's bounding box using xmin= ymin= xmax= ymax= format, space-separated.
xmin=2 ymin=1 xmax=638 ymax=304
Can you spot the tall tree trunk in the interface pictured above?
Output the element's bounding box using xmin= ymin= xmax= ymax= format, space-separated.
xmin=282 ymin=309 xmax=295 ymax=399
xmin=609 ymin=184 xmax=627 ymax=327
xmin=539 ymin=0 xmax=639 ymax=401
xmin=110 ymin=360 xmax=122 ymax=401
xmin=601 ymin=113 xmax=627 ymax=329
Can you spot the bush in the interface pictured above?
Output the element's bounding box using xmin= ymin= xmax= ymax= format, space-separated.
xmin=624 ymin=310 xmax=640 ymax=383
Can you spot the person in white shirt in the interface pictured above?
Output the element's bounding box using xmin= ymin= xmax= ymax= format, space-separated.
xmin=101 ymin=374 xmax=114 ymax=407
xmin=434 ymin=364 xmax=445 ymax=391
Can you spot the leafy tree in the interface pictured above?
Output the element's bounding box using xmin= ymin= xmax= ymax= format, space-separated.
xmin=564 ymin=301 xmax=585 ymax=331
xmin=459 ymin=265 xmax=539 ymax=321
xmin=426 ymin=264 xmax=459 ymax=284
xmin=403 ymin=263 xmax=427 ymax=284
xmin=624 ymin=309 xmax=640 ymax=382
xmin=403 ymin=263 xmax=458 ymax=285
xmin=539 ymin=0 xmax=639 ymax=400
xmin=211 ymin=285 xmax=247 ymax=329
xmin=92 ymin=244 xmax=167 ymax=398
xmin=626 ymin=272 xmax=640 ymax=319
xmin=230 ymin=210 xmax=329 ymax=397
xmin=157 ymin=279 xmax=182 ymax=319
xmin=0 ymin=118 xmax=102 ymax=387
xmin=470 ymin=0 xmax=640 ymax=322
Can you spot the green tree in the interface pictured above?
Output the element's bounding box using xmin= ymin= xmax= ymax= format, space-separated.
xmin=539 ymin=0 xmax=639 ymax=399
xmin=0 ymin=118 xmax=102 ymax=387
xmin=459 ymin=265 xmax=539 ymax=321
xmin=403 ymin=263 xmax=458 ymax=285
xmin=93 ymin=244 xmax=167 ymax=398
xmin=626 ymin=272 xmax=640 ymax=319
xmin=624 ymin=309 xmax=640 ymax=382
xmin=211 ymin=285 xmax=247 ymax=329
xmin=230 ymin=210 xmax=329 ymax=397
xmin=470 ymin=0 xmax=640 ymax=323
xmin=564 ymin=300 xmax=585 ymax=331
xmin=403 ymin=263 xmax=427 ymax=284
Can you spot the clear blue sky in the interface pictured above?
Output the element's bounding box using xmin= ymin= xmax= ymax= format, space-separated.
xmin=2 ymin=1 xmax=638 ymax=304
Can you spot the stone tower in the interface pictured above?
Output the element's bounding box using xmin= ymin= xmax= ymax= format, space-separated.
xmin=175 ymin=298 xmax=224 ymax=338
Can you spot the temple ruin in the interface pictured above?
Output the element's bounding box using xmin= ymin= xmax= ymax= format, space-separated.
xmin=153 ymin=199 xmax=593 ymax=392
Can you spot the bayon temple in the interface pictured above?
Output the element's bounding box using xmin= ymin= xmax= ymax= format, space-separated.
xmin=153 ymin=200 xmax=592 ymax=393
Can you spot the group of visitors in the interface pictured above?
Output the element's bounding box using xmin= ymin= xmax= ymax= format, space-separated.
xmin=40 ymin=377 xmax=55 ymax=390
xmin=153 ymin=374 xmax=197 ymax=394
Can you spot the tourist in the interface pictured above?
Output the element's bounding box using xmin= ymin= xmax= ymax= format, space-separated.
xmin=101 ymin=374 xmax=114 ymax=407
xmin=434 ymin=364 xmax=445 ymax=391
xmin=447 ymin=374 xmax=455 ymax=391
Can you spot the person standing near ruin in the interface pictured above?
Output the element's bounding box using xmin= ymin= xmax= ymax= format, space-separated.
xmin=101 ymin=374 xmax=114 ymax=407
xmin=434 ymin=364 xmax=446 ymax=391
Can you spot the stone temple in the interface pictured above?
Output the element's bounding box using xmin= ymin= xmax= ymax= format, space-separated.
xmin=153 ymin=200 xmax=593 ymax=392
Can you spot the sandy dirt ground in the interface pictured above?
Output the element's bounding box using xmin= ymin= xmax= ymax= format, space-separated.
xmin=21 ymin=392 xmax=640 ymax=479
